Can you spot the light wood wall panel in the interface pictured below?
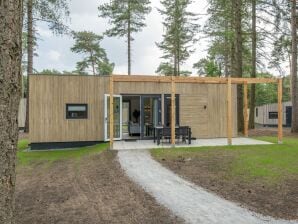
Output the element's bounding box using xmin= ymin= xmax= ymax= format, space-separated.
xmin=114 ymin=81 xmax=170 ymax=94
xmin=207 ymin=85 xmax=238 ymax=138
xmin=30 ymin=75 xmax=238 ymax=143
xmin=177 ymin=83 xmax=209 ymax=138
xmin=29 ymin=75 xmax=109 ymax=143
xmin=18 ymin=98 xmax=26 ymax=128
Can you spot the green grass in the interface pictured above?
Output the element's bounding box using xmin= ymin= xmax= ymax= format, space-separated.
xmin=18 ymin=139 xmax=30 ymax=151
xmin=152 ymin=137 xmax=298 ymax=183
xmin=17 ymin=140 xmax=108 ymax=166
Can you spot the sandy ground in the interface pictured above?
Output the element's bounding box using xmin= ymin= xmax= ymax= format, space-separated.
xmin=15 ymin=150 xmax=182 ymax=224
xmin=118 ymin=150 xmax=297 ymax=224
xmin=249 ymin=127 xmax=297 ymax=137
xmin=18 ymin=131 xmax=28 ymax=140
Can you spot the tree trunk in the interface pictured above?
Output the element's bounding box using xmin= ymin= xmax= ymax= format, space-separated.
xmin=90 ymin=51 xmax=96 ymax=75
xmin=224 ymin=20 xmax=229 ymax=77
xmin=0 ymin=0 xmax=22 ymax=223
xmin=233 ymin=0 xmax=244 ymax=132
xmin=231 ymin=41 xmax=236 ymax=76
xmin=249 ymin=0 xmax=257 ymax=129
xmin=174 ymin=53 xmax=177 ymax=76
xmin=224 ymin=20 xmax=231 ymax=78
xmin=24 ymin=0 xmax=33 ymax=133
xmin=127 ymin=1 xmax=131 ymax=76
xmin=177 ymin=52 xmax=180 ymax=76
xmin=291 ymin=0 xmax=298 ymax=132
xmin=174 ymin=0 xmax=179 ymax=76
xmin=127 ymin=26 xmax=131 ymax=75
xmin=177 ymin=37 xmax=180 ymax=76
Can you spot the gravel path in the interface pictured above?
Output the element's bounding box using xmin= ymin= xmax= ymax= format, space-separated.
xmin=118 ymin=150 xmax=298 ymax=224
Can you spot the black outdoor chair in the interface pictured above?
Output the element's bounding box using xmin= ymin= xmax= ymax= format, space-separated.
xmin=175 ymin=127 xmax=182 ymax=143
xmin=162 ymin=127 xmax=171 ymax=144
xmin=179 ymin=126 xmax=191 ymax=144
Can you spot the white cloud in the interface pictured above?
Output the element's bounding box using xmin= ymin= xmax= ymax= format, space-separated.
xmin=37 ymin=27 xmax=52 ymax=38
xmin=33 ymin=0 xmax=215 ymax=75
xmin=48 ymin=50 xmax=61 ymax=62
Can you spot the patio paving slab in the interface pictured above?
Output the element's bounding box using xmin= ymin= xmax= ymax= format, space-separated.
xmin=113 ymin=137 xmax=272 ymax=150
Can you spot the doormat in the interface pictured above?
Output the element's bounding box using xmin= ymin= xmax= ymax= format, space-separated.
xmin=124 ymin=139 xmax=138 ymax=142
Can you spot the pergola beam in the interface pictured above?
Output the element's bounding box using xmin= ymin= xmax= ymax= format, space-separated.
xmin=112 ymin=75 xmax=278 ymax=84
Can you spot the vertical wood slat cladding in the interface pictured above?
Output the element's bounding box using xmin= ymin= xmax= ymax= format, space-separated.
xmin=177 ymin=83 xmax=208 ymax=138
xmin=29 ymin=75 xmax=109 ymax=143
xmin=207 ymin=84 xmax=238 ymax=138
xmin=29 ymin=75 xmax=237 ymax=143
xmin=18 ymin=99 xmax=27 ymax=128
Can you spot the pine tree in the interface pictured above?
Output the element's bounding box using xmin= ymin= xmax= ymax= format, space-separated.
xmin=291 ymin=0 xmax=298 ymax=132
xmin=202 ymin=0 xmax=235 ymax=76
xmin=249 ymin=0 xmax=257 ymax=129
xmin=71 ymin=31 xmax=114 ymax=76
xmin=157 ymin=0 xmax=198 ymax=76
xmin=202 ymin=0 xmax=246 ymax=131
xmin=268 ymin=0 xmax=298 ymax=132
xmin=99 ymin=0 xmax=151 ymax=75
xmin=193 ymin=57 xmax=222 ymax=77
xmin=24 ymin=0 xmax=70 ymax=133
xmin=156 ymin=62 xmax=191 ymax=76
xmin=233 ymin=0 xmax=244 ymax=132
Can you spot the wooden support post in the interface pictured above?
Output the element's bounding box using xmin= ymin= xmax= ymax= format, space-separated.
xmin=227 ymin=76 xmax=232 ymax=145
xmin=243 ymin=82 xmax=248 ymax=137
xmin=278 ymin=78 xmax=283 ymax=144
xmin=171 ymin=76 xmax=176 ymax=147
xmin=109 ymin=75 xmax=114 ymax=150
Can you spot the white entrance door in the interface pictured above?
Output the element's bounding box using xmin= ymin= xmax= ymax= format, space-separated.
xmin=104 ymin=94 xmax=122 ymax=141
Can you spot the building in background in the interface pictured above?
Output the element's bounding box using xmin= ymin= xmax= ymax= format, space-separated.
xmin=255 ymin=102 xmax=292 ymax=127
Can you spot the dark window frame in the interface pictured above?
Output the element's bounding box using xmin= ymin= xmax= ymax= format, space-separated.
xmin=256 ymin=108 xmax=258 ymax=117
xmin=268 ymin=111 xmax=278 ymax=119
xmin=66 ymin=104 xmax=88 ymax=119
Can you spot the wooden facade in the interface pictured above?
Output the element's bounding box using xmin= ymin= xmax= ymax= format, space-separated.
xmin=29 ymin=75 xmax=238 ymax=144
xmin=18 ymin=98 xmax=26 ymax=128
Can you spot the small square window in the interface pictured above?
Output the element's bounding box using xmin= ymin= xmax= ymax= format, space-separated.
xmin=66 ymin=104 xmax=88 ymax=119
xmin=269 ymin=112 xmax=278 ymax=119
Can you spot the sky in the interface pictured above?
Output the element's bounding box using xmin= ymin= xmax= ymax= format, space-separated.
xmin=35 ymin=0 xmax=209 ymax=75
xmin=35 ymin=0 xmax=288 ymax=76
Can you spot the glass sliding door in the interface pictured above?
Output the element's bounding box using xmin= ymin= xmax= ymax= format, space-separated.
xmin=141 ymin=95 xmax=161 ymax=139
xmin=104 ymin=94 xmax=122 ymax=141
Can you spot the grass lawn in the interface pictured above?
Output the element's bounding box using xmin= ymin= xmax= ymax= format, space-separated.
xmin=17 ymin=139 xmax=108 ymax=166
xmin=152 ymin=136 xmax=298 ymax=220
xmin=153 ymin=136 xmax=298 ymax=183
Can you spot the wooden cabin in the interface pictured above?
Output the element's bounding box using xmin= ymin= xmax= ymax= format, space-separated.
xmin=255 ymin=101 xmax=292 ymax=127
xmin=29 ymin=75 xmax=239 ymax=149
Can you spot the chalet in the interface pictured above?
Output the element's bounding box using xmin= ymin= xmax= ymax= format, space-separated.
xmin=255 ymin=101 xmax=292 ymax=127
xmin=28 ymin=74 xmax=283 ymax=149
